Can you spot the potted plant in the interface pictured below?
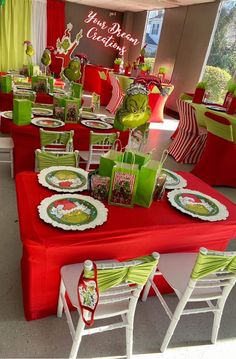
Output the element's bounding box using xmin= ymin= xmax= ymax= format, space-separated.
xmin=192 ymin=81 xmax=207 ymax=104
xmin=113 ymin=58 xmax=122 ymax=73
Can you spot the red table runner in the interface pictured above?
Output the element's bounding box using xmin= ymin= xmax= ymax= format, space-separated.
xmin=15 ymin=171 xmax=236 ymax=320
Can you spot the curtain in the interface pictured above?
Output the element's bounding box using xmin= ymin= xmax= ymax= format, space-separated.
xmin=0 ymin=0 xmax=32 ymax=71
xmin=32 ymin=0 xmax=47 ymax=65
xmin=47 ymin=0 xmax=65 ymax=48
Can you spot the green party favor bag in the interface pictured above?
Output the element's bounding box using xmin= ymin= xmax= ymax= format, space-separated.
xmin=98 ymin=139 xmax=123 ymax=178
xmin=109 ymin=153 xmax=139 ymax=208
xmin=135 ymin=150 xmax=168 ymax=208
xmin=123 ymin=149 xmax=151 ymax=169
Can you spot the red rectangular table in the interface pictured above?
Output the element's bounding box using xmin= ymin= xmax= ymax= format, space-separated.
xmin=1 ymin=118 xmax=129 ymax=176
xmin=15 ymin=171 xmax=236 ymax=320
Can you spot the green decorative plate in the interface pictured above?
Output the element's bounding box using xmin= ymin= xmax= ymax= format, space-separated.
xmin=162 ymin=169 xmax=187 ymax=190
xmin=38 ymin=166 xmax=88 ymax=193
xmin=32 ymin=107 xmax=53 ymax=116
xmin=15 ymin=83 xmax=32 ymax=90
xmin=81 ymin=112 xmax=98 ymax=120
xmin=81 ymin=119 xmax=113 ymax=129
xmin=31 ymin=117 xmax=64 ymax=128
xmin=38 ymin=194 xmax=108 ymax=230
xmin=167 ymin=189 xmax=229 ymax=221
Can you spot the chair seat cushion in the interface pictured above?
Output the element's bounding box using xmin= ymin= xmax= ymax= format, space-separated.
xmin=158 ymin=253 xmax=222 ymax=299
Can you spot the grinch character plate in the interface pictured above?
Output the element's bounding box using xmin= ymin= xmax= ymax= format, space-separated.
xmin=38 ymin=194 xmax=108 ymax=230
xmin=32 ymin=107 xmax=53 ymax=116
xmin=1 ymin=111 xmax=34 ymax=119
xmin=81 ymin=112 xmax=98 ymax=120
xmin=162 ymin=169 xmax=187 ymax=190
xmin=81 ymin=120 xmax=113 ymax=130
xmin=167 ymin=189 xmax=229 ymax=221
xmin=31 ymin=117 xmax=64 ymax=128
xmin=38 ymin=166 xmax=88 ymax=193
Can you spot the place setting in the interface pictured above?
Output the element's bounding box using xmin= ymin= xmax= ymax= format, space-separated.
xmin=37 ymin=165 xmax=108 ymax=231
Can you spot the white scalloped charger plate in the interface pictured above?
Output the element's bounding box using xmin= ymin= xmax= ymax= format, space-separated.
xmin=32 ymin=107 xmax=53 ymax=116
xmin=31 ymin=117 xmax=64 ymax=128
xmin=162 ymin=169 xmax=187 ymax=190
xmin=167 ymin=189 xmax=229 ymax=222
xmin=81 ymin=119 xmax=113 ymax=130
xmin=38 ymin=194 xmax=108 ymax=231
xmin=38 ymin=166 xmax=88 ymax=193
xmin=1 ymin=111 xmax=34 ymax=119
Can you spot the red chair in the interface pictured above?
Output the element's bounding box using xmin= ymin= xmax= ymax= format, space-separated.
xmin=192 ymin=112 xmax=236 ymax=187
xmin=168 ymin=99 xmax=207 ymax=163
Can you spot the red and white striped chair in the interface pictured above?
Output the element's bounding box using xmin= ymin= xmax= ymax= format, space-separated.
xmin=168 ymin=99 xmax=207 ymax=163
xmin=106 ymin=73 xmax=125 ymax=114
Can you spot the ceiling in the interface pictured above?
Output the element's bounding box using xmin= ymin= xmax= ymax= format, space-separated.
xmin=66 ymin=0 xmax=217 ymax=12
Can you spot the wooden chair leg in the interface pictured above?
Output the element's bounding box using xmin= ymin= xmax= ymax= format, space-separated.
xmin=69 ymin=318 xmax=85 ymax=359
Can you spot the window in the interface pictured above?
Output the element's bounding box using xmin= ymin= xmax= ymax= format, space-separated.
xmin=142 ymin=10 xmax=165 ymax=71
xmin=201 ymin=1 xmax=236 ymax=103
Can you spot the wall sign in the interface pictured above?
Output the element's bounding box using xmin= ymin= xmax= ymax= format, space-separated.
xmin=83 ymin=10 xmax=140 ymax=56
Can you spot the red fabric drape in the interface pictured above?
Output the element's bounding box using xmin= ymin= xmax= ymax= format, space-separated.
xmin=47 ymin=0 xmax=65 ymax=47
xmin=47 ymin=0 xmax=65 ymax=77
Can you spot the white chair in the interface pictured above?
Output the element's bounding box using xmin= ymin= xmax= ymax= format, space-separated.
xmin=80 ymin=131 xmax=120 ymax=171
xmin=57 ymin=253 xmax=159 ymax=359
xmin=35 ymin=149 xmax=79 ymax=171
xmin=39 ymin=128 xmax=74 ymax=152
xmin=142 ymin=247 xmax=236 ymax=352
xmin=0 ymin=137 xmax=14 ymax=178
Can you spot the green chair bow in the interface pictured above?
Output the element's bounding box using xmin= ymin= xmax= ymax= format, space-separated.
xmin=191 ymin=249 xmax=236 ymax=280
xmin=40 ymin=129 xmax=74 ymax=151
xmin=36 ymin=150 xmax=79 ymax=171
xmin=85 ymin=255 xmax=158 ymax=293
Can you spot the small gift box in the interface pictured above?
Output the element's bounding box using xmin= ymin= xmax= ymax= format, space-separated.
xmin=54 ymin=106 xmax=65 ymax=121
xmin=13 ymin=99 xmax=32 ymax=125
xmin=153 ymin=174 xmax=167 ymax=201
xmin=91 ymin=175 xmax=110 ymax=201
xmin=65 ymin=99 xmax=79 ymax=123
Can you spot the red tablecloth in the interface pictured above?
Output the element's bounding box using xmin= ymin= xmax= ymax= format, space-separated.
xmin=3 ymin=119 xmax=128 ymax=176
xmin=15 ymin=171 xmax=236 ymax=320
xmin=0 ymin=91 xmax=53 ymax=111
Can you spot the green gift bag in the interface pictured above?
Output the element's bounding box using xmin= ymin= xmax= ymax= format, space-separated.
xmin=108 ymin=161 xmax=139 ymax=208
xmin=32 ymin=76 xmax=48 ymax=93
xmin=99 ymin=149 xmax=123 ymax=178
xmin=123 ymin=149 xmax=151 ymax=169
xmin=13 ymin=99 xmax=32 ymax=126
xmin=1 ymin=75 xmax=12 ymax=93
xmin=72 ymin=83 xmax=83 ymax=99
xmin=134 ymin=150 xmax=169 ymax=208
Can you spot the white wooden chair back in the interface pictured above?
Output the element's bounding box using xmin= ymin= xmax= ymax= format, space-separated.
xmin=57 ymin=252 xmax=159 ymax=359
xmin=142 ymin=247 xmax=236 ymax=352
